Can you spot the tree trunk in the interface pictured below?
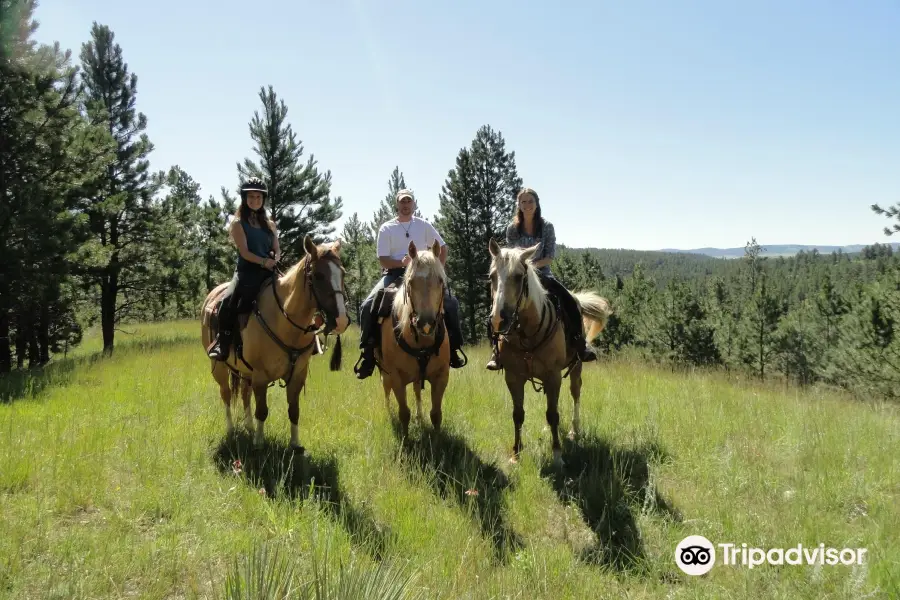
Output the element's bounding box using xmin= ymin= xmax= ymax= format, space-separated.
xmin=27 ymin=325 xmax=39 ymax=369
xmin=0 ymin=308 xmax=10 ymax=374
xmin=39 ymin=303 xmax=50 ymax=364
xmin=101 ymin=271 xmax=116 ymax=355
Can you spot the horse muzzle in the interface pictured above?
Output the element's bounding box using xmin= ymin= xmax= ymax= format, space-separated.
xmin=491 ymin=308 xmax=510 ymax=334
xmin=413 ymin=315 xmax=437 ymax=336
xmin=334 ymin=313 xmax=349 ymax=334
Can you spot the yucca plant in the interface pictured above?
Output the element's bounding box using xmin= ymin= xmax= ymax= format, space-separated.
xmin=217 ymin=539 xmax=425 ymax=600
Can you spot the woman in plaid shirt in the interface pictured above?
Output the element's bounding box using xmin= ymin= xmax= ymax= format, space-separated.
xmin=486 ymin=187 xmax=598 ymax=370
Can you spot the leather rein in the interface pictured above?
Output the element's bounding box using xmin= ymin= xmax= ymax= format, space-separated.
xmin=390 ymin=274 xmax=448 ymax=389
xmin=488 ymin=270 xmax=575 ymax=392
xmin=231 ymin=254 xmax=346 ymax=387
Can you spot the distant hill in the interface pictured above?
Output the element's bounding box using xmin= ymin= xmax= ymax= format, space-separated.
xmin=657 ymin=243 xmax=900 ymax=259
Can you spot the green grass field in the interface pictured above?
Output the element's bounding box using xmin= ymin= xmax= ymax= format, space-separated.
xmin=1 ymin=320 xmax=897 ymax=599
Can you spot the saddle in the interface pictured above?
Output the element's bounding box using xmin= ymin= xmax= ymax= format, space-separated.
xmin=372 ymin=281 xmax=401 ymax=320
xmin=206 ymin=274 xmax=279 ymax=360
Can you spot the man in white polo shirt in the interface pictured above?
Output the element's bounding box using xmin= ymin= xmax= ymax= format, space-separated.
xmin=354 ymin=188 xmax=465 ymax=379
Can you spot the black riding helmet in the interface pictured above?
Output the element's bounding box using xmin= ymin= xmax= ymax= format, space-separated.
xmin=240 ymin=177 xmax=268 ymax=203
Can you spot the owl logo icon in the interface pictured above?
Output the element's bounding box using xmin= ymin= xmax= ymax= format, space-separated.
xmin=675 ymin=535 xmax=716 ymax=575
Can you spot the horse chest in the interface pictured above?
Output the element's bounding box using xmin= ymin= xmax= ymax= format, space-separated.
xmin=499 ymin=335 xmax=566 ymax=376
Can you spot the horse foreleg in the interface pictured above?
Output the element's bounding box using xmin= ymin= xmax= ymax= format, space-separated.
xmin=241 ymin=379 xmax=253 ymax=431
xmin=219 ymin=379 xmax=234 ymax=435
xmin=568 ymin=360 xmax=584 ymax=440
xmin=286 ymin=367 xmax=308 ymax=452
xmin=392 ymin=380 xmax=411 ymax=439
xmin=413 ymin=380 xmax=424 ymax=425
xmin=429 ymin=374 xmax=447 ymax=433
xmin=544 ymin=374 xmax=564 ymax=468
xmin=504 ymin=371 xmax=526 ymax=461
xmin=252 ymin=383 xmax=269 ymax=448
xmin=381 ymin=372 xmax=392 ymax=411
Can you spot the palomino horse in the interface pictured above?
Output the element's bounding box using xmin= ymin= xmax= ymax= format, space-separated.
xmin=200 ymin=235 xmax=349 ymax=450
xmin=487 ymin=238 xmax=612 ymax=466
xmin=375 ymin=239 xmax=451 ymax=438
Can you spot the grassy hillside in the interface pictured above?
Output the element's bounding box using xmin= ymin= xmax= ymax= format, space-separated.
xmin=1 ymin=321 xmax=897 ymax=599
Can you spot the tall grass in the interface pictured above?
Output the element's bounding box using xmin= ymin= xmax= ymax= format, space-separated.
xmin=0 ymin=320 xmax=896 ymax=599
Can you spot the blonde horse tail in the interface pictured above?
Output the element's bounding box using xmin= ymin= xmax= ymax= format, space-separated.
xmin=573 ymin=291 xmax=613 ymax=342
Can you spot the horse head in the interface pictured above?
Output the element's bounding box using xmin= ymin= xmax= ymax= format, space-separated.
xmin=301 ymin=234 xmax=350 ymax=336
xmin=488 ymin=237 xmax=545 ymax=334
xmin=395 ymin=239 xmax=446 ymax=337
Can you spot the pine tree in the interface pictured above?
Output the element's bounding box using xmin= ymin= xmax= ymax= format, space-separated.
xmin=0 ymin=4 xmax=112 ymax=371
xmin=739 ymin=270 xmax=786 ymax=378
xmin=706 ymin=275 xmax=742 ymax=368
xmin=815 ymin=273 xmax=848 ymax=347
xmin=146 ymin=165 xmax=206 ymax=318
xmin=434 ymin=125 xmax=522 ymax=343
xmin=238 ymin=85 xmax=342 ymax=260
xmin=743 ymin=237 xmax=765 ymax=295
xmin=199 ymin=192 xmax=237 ymax=291
xmin=78 ymin=22 xmax=158 ymax=355
xmin=775 ymin=300 xmax=820 ymax=386
xmin=831 ymin=277 xmax=900 ymax=398
xmin=369 ymin=166 xmax=421 ymax=236
xmin=340 ymin=213 xmax=379 ymax=323
xmin=552 ymin=251 xmax=582 ymax=290
xmin=0 ymin=0 xmax=38 ymax=62
xmin=871 ymin=202 xmax=899 ymax=237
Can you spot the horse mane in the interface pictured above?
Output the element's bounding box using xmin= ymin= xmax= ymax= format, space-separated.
xmin=393 ymin=249 xmax=447 ymax=332
xmin=492 ymin=246 xmax=549 ymax=310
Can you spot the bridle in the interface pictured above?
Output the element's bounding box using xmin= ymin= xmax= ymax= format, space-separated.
xmin=231 ymin=252 xmax=346 ymax=387
xmin=401 ymin=274 xmax=446 ymax=343
xmin=490 ymin=269 xmax=530 ymax=338
xmin=487 ymin=264 xmax=570 ymax=392
xmin=390 ymin=265 xmax=453 ymax=388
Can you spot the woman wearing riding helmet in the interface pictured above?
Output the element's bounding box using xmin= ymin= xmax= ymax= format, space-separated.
xmin=207 ymin=177 xmax=280 ymax=361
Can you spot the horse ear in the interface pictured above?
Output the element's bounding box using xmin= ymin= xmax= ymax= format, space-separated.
xmin=331 ymin=238 xmax=342 ymax=256
xmin=431 ymin=239 xmax=440 ymax=257
xmin=303 ymin=234 xmax=318 ymax=259
xmin=408 ymin=239 xmax=418 ymax=259
xmin=489 ymin=237 xmax=501 ymax=257
xmin=520 ymin=243 xmax=539 ymax=265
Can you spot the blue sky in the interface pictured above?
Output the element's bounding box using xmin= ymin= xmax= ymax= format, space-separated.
xmin=32 ymin=0 xmax=900 ymax=251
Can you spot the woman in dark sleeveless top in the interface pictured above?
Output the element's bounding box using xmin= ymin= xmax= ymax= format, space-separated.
xmin=207 ymin=177 xmax=280 ymax=361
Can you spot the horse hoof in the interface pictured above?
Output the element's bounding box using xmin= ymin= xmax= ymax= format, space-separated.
xmin=567 ymin=430 xmax=576 ymax=441
xmin=552 ymin=450 xmax=564 ymax=469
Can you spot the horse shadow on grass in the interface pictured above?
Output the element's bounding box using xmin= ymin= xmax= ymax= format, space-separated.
xmin=213 ymin=431 xmax=393 ymax=560
xmin=540 ymin=433 xmax=681 ymax=575
xmin=390 ymin=417 xmax=524 ymax=564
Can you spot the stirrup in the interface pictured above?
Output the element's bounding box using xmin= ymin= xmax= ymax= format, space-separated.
xmin=450 ymin=347 xmax=467 ymax=369
xmin=207 ymin=343 xmax=229 ymax=361
xmin=353 ymin=352 xmax=375 ymax=379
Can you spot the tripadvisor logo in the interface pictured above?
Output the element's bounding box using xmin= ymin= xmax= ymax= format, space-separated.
xmin=675 ymin=535 xmax=867 ymax=575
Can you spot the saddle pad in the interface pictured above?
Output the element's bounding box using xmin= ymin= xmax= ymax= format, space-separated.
xmin=374 ymin=283 xmax=400 ymax=319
